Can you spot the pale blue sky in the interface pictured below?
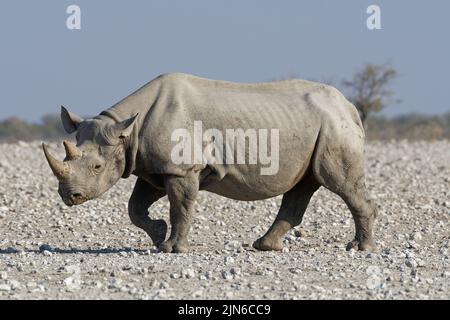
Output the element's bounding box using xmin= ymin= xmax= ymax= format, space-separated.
xmin=0 ymin=1 xmax=449 ymax=121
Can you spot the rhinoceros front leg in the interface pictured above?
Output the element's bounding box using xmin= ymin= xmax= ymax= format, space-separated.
xmin=253 ymin=173 xmax=320 ymax=251
xmin=159 ymin=171 xmax=199 ymax=253
xmin=128 ymin=178 xmax=167 ymax=247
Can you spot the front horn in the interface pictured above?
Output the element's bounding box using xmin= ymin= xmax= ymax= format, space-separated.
xmin=42 ymin=143 xmax=69 ymax=180
xmin=63 ymin=140 xmax=82 ymax=160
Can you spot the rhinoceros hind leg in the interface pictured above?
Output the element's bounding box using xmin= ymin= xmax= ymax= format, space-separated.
xmin=253 ymin=172 xmax=320 ymax=251
xmin=311 ymin=128 xmax=377 ymax=252
xmin=128 ymin=178 xmax=167 ymax=246
xmin=159 ymin=171 xmax=199 ymax=253
xmin=325 ymin=171 xmax=377 ymax=252
xmin=340 ymin=189 xmax=377 ymax=251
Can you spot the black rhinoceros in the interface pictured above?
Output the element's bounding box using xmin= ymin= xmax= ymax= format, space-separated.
xmin=42 ymin=73 xmax=377 ymax=253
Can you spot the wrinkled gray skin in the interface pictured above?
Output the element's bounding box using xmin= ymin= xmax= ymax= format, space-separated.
xmin=43 ymin=73 xmax=377 ymax=253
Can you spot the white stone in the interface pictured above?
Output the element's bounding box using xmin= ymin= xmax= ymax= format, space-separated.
xmin=222 ymin=270 xmax=233 ymax=280
xmin=182 ymin=268 xmax=196 ymax=279
xmin=410 ymin=232 xmax=423 ymax=241
xmin=64 ymin=276 xmax=81 ymax=291
xmin=0 ymin=284 xmax=11 ymax=291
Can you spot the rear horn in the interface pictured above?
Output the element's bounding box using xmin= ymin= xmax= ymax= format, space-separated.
xmin=63 ymin=140 xmax=82 ymax=160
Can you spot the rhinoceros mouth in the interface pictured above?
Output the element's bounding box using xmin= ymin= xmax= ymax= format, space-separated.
xmin=66 ymin=197 xmax=87 ymax=206
xmin=64 ymin=199 xmax=85 ymax=207
xmin=60 ymin=191 xmax=89 ymax=207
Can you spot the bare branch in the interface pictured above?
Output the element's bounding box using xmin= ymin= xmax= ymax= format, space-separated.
xmin=341 ymin=62 xmax=398 ymax=128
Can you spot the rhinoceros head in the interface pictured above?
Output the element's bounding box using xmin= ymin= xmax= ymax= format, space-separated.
xmin=42 ymin=106 xmax=138 ymax=206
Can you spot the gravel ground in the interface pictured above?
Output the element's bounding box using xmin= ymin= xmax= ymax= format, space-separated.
xmin=0 ymin=140 xmax=449 ymax=300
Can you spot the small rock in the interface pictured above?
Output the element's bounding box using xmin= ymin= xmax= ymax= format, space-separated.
xmin=222 ymin=270 xmax=234 ymax=280
xmin=224 ymin=240 xmax=241 ymax=251
xmin=410 ymin=232 xmax=423 ymax=241
xmin=294 ymin=228 xmax=307 ymax=238
xmin=10 ymin=280 xmax=21 ymax=290
xmin=366 ymin=275 xmax=382 ymax=290
xmin=405 ymin=259 xmax=418 ymax=268
xmin=366 ymin=266 xmax=381 ymax=275
xmin=417 ymin=259 xmax=426 ymax=267
xmin=0 ymin=284 xmax=11 ymax=292
xmin=224 ymin=256 xmax=234 ymax=264
xmin=182 ymin=269 xmax=196 ymax=279
xmin=192 ymin=290 xmax=203 ymax=298
xmin=0 ymin=271 xmax=7 ymax=280
xmin=64 ymin=276 xmax=81 ymax=291
xmin=109 ymin=278 xmax=123 ymax=288
xmin=65 ymin=264 xmax=81 ymax=274
xmin=263 ymin=268 xmax=274 ymax=276
xmin=159 ymin=281 xmax=170 ymax=290
xmin=230 ymin=267 xmax=241 ymax=276
xmin=248 ymin=282 xmax=257 ymax=289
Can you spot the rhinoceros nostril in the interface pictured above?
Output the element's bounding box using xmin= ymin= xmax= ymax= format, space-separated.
xmin=71 ymin=193 xmax=83 ymax=200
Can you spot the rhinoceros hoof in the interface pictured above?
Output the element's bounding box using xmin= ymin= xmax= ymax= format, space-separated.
xmin=252 ymin=237 xmax=283 ymax=251
xmin=346 ymin=239 xmax=376 ymax=251
xmin=159 ymin=240 xmax=190 ymax=253
xmin=148 ymin=219 xmax=167 ymax=247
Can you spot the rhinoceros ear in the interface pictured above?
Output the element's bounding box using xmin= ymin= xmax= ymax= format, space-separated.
xmin=61 ymin=106 xmax=84 ymax=134
xmin=112 ymin=113 xmax=139 ymax=140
